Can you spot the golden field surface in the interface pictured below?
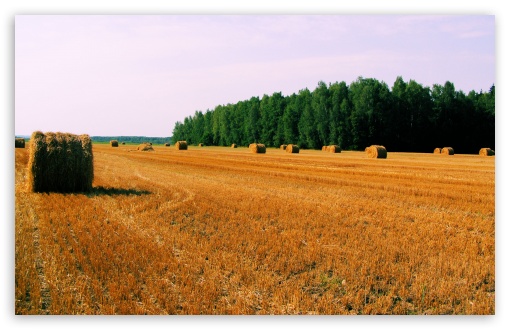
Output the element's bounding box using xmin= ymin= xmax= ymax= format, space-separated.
xmin=15 ymin=144 xmax=495 ymax=315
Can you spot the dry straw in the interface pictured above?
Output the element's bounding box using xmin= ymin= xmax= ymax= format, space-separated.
xmin=479 ymin=148 xmax=495 ymax=156
xmin=110 ymin=140 xmax=119 ymax=147
xmin=366 ymin=145 xmax=387 ymax=158
xmin=433 ymin=148 xmax=442 ymax=154
xmin=441 ymin=147 xmax=454 ymax=155
xmin=137 ymin=143 xmax=155 ymax=151
xmin=175 ymin=141 xmax=188 ymax=150
xmin=280 ymin=144 xmax=288 ymax=150
xmin=286 ymin=144 xmax=299 ymax=153
xmin=231 ymin=143 xmax=238 ymax=148
xmin=328 ymin=145 xmax=341 ymax=153
xmin=27 ymin=131 xmax=93 ymax=193
xmin=249 ymin=143 xmax=266 ymax=153
xmin=15 ymin=138 xmax=25 ymax=148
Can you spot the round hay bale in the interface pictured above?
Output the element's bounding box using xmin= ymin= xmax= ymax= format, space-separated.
xmin=366 ymin=145 xmax=387 ymax=159
xmin=328 ymin=145 xmax=341 ymax=153
xmin=164 ymin=143 xmax=170 ymax=147
xmin=433 ymin=148 xmax=441 ymax=154
xmin=175 ymin=141 xmax=188 ymax=150
xmin=280 ymin=144 xmax=288 ymax=150
xmin=286 ymin=144 xmax=299 ymax=153
xmin=479 ymin=148 xmax=495 ymax=156
xmin=15 ymin=138 xmax=25 ymax=148
xmin=110 ymin=140 xmax=119 ymax=147
xmin=27 ymin=131 xmax=94 ymax=193
xmin=231 ymin=143 xmax=238 ymax=148
xmin=322 ymin=146 xmax=328 ymax=151
xmin=137 ymin=143 xmax=154 ymax=151
xmin=121 ymin=142 xmax=125 ymax=145
xmin=249 ymin=143 xmax=266 ymax=153
xmin=441 ymin=147 xmax=454 ymax=155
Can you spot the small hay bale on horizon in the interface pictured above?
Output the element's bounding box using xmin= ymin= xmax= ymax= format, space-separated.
xmin=27 ymin=131 xmax=93 ymax=193
xmin=249 ymin=143 xmax=266 ymax=154
xmin=366 ymin=145 xmax=387 ymax=159
xmin=15 ymin=138 xmax=25 ymax=148
xmin=286 ymin=144 xmax=299 ymax=153
xmin=479 ymin=148 xmax=495 ymax=156
xmin=322 ymin=146 xmax=327 ymax=151
xmin=231 ymin=143 xmax=238 ymax=148
xmin=441 ymin=147 xmax=454 ymax=155
xmin=138 ymin=143 xmax=155 ymax=152
xmin=175 ymin=141 xmax=188 ymax=150
xmin=121 ymin=142 xmax=125 ymax=145
xmin=433 ymin=148 xmax=441 ymax=154
xmin=280 ymin=144 xmax=288 ymax=150
xmin=198 ymin=143 xmax=204 ymax=147
xmin=164 ymin=143 xmax=170 ymax=147
xmin=328 ymin=145 xmax=341 ymax=153
xmin=110 ymin=140 xmax=119 ymax=147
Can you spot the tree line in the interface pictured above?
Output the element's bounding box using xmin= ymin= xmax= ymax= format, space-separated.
xmin=91 ymin=136 xmax=171 ymax=145
xmin=172 ymin=76 xmax=495 ymax=154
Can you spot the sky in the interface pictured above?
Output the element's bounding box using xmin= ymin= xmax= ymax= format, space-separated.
xmin=14 ymin=14 xmax=495 ymax=137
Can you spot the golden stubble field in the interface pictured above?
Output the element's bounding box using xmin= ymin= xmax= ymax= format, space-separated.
xmin=15 ymin=144 xmax=495 ymax=315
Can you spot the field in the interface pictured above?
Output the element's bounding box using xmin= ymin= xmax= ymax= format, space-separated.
xmin=15 ymin=144 xmax=495 ymax=315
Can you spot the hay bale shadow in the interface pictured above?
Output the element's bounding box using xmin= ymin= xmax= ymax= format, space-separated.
xmin=87 ymin=186 xmax=151 ymax=197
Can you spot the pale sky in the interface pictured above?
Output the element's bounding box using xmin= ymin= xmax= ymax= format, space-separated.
xmin=15 ymin=14 xmax=494 ymax=137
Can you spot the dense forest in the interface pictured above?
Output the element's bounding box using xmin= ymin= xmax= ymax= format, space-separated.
xmin=91 ymin=136 xmax=171 ymax=145
xmin=172 ymin=76 xmax=495 ymax=154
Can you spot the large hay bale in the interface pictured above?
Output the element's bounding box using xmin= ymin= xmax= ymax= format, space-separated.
xmin=27 ymin=131 xmax=93 ymax=193
xmin=15 ymin=138 xmax=25 ymax=148
xmin=366 ymin=145 xmax=387 ymax=159
xmin=231 ymin=143 xmax=238 ymax=148
xmin=479 ymin=148 xmax=495 ymax=156
xmin=433 ymin=148 xmax=441 ymax=154
xmin=249 ymin=143 xmax=266 ymax=153
xmin=286 ymin=144 xmax=299 ymax=153
xmin=280 ymin=144 xmax=288 ymax=150
xmin=110 ymin=140 xmax=119 ymax=147
xmin=175 ymin=141 xmax=188 ymax=150
xmin=328 ymin=145 xmax=341 ymax=153
xmin=137 ymin=143 xmax=154 ymax=151
xmin=441 ymin=147 xmax=454 ymax=155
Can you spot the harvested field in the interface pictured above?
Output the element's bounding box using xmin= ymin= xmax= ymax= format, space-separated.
xmin=15 ymin=145 xmax=495 ymax=315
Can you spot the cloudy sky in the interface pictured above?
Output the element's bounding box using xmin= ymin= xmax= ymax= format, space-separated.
xmin=15 ymin=14 xmax=495 ymax=137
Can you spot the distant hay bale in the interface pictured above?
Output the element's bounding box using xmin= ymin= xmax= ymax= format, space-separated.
xmin=249 ymin=143 xmax=266 ymax=153
xmin=433 ymin=148 xmax=441 ymax=154
xmin=231 ymin=143 xmax=238 ymax=148
xmin=286 ymin=144 xmax=299 ymax=153
xmin=441 ymin=147 xmax=454 ymax=155
xmin=366 ymin=145 xmax=387 ymax=159
xmin=175 ymin=141 xmax=188 ymax=150
xmin=27 ymin=131 xmax=93 ymax=193
xmin=137 ymin=143 xmax=154 ymax=151
xmin=198 ymin=143 xmax=204 ymax=147
xmin=280 ymin=144 xmax=288 ymax=150
xmin=164 ymin=143 xmax=170 ymax=147
xmin=15 ymin=138 xmax=25 ymax=148
xmin=110 ymin=140 xmax=119 ymax=147
xmin=328 ymin=145 xmax=341 ymax=153
xmin=479 ymin=148 xmax=495 ymax=156
xmin=121 ymin=142 xmax=125 ymax=145
xmin=322 ymin=146 xmax=327 ymax=151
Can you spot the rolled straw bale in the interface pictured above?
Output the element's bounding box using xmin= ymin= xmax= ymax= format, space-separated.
xmin=280 ymin=144 xmax=288 ymax=150
xmin=322 ymin=146 xmax=327 ymax=151
xmin=286 ymin=144 xmax=299 ymax=153
xmin=328 ymin=145 xmax=341 ymax=153
xmin=110 ymin=140 xmax=119 ymax=147
xmin=175 ymin=141 xmax=188 ymax=150
xmin=121 ymin=142 xmax=125 ymax=145
xmin=137 ymin=143 xmax=154 ymax=151
xmin=433 ymin=148 xmax=441 ymax=154
xmin=164 ymin=143 xmax=170 ymax=147
xmin=27 ymin=131 xmax=93 ymax=193
xmin=366 ymin=145 xmax=387 ymax=159
xmin=231 ymin=143 xmax=238 ymax=148
xmin=15 ymin=138 xmax=25 ymax=148
xmin=441 ymin=147 xmax=454 ymax=155
xmin=249 ymin=143 xmax=266 ymax=154
xmin=198 ymin=143 xmax=204 ymax=147
xmin=479 ymin=148 xmax=495 ymax=156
